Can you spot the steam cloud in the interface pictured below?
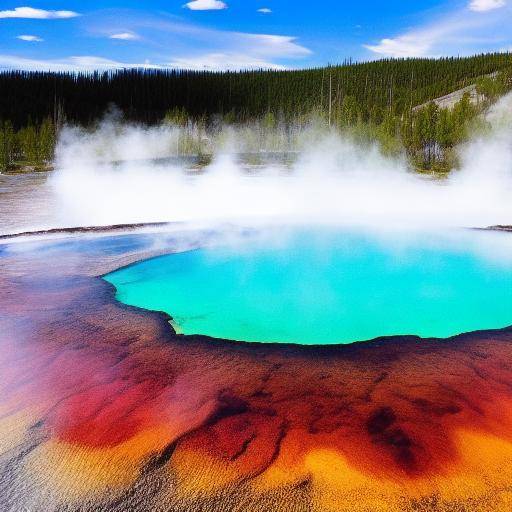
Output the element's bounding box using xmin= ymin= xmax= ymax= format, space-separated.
xmin=50 ymin=94 xmax=512 ymax=231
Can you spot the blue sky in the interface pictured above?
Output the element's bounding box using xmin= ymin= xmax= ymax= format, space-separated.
xmin=0 ymin=0 xmax=511 ymax=71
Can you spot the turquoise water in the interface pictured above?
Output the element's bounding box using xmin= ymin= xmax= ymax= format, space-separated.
xmin=104 ymin=229 xmax=512 ymax=345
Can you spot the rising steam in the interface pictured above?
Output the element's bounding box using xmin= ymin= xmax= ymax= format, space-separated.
xmin=49 ymin=94 xmax=512 ymax=231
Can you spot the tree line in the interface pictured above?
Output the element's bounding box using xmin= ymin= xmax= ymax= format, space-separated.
xmin=0 ymin=118 xmax=55 ymax=172
xmin=0 ymin=52 xmax=511 ymax=172
xmin=162 ymin=66 xmax=512 ymax=172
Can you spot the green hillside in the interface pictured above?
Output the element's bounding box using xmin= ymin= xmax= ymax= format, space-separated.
xmin=1 ymin=52 xmax=511 ymax=126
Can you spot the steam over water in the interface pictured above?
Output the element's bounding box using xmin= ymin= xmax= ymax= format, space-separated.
xmin=105 ymin=228 xmax=512 ymax=344
xmin=4 ymin=92 xmax=509 ymax=235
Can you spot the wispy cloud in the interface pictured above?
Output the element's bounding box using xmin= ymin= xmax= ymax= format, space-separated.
xmin=168 ymin=53 xmax=285 ymax=70
xmin=0 ymin=50 xmax=302 ymax=72
xmin=166 ymin=33 xmax=310 ymax=70
xmin=469 ymin=0 xmax=506 ymax=12
xmin=365 ymin=37 xmax=430 ymax=58
xmin=183 ymin=0 xmax=227 ymax=11
xmin=242 ymin=34 xmax=310 ymax=58
xmin=88 ymin=13 xmax=311 ymax=70
xmin=17 ymin=34 xmax=43 ymax=42
xmin=0 ymin=55 xmax=161 ymax=72
xmin=110 ymin=32 xmax=140 ymax=40
xmin=257 ymin=8 xmax=272 ymax=14
xmin=0 ymin=7 xmax=80 ymax=19
xmin=2 ymin=9 xmax=311 ymax=72
xmin=364 ymin=4 xmax=512 ymax=58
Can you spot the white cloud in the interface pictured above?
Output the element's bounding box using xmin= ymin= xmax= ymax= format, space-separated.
xmin=166 ymin=33 xmax=310 ymax=71
xmin=0 ymin=55 xmax=161 ymax=72
xmin=243 ymin=34 xmax=311 ymax=58
xmin=257 ymin=8 xmax=272 ymax=14
xmin=17 ymin=34 xmax=43 ymax=42
xmin=184 ymin=0 xmax=227 ymax=11
xmin=1 ymin=12 xmax=311 ymax=72
xmin=365 ymin=4 xmax=512 ymax=58
xmin=167 ymin=35 xmax=310 ymax=70
xmin=469 ymin=0 xmax=506 ymax=12
xmin=0 ymin=28 xmax=311 ymax=71
xmin=365 ymin=36 xmax=431 ymax=58
xmin=110 ymin=32 xmax=140 ymax=40
xmin=151 ymin=21 xmax=311 ymax=69
xmin=0 ymin=7 xmax=80 ymax=19
xmin=168 ymin=53 xmax=286 ymax=70
xmin=0 ymin=51 xmax=296 ymax=72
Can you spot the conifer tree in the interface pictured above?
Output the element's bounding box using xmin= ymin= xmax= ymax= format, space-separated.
xmin=38 ymin=117 xmax=55 ymax=163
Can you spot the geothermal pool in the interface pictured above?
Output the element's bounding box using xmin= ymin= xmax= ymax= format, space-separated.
xmin=104 ymin=229 xmax=512 ymax=345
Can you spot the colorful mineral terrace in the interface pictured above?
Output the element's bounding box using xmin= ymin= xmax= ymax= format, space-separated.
xmin=2 ymin=228 xmax=512 ymax=511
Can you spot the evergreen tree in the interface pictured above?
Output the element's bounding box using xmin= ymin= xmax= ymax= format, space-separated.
xmin=38 ymin=117 xmax=55 ymax=163
xmin=436 ymin=108 xmax=455 ymax=152
xmin=17 ymin=123 xmax=39 ymax=163
xmin=411 ymin=102 xmax=440 ymax=169
xmin=1 ymin=52 xmax=509 ymax=127
xmin=0 ymin=52 xmax=510 ymax=172
xmin=0 ymin=121 xmax=15 ymax=171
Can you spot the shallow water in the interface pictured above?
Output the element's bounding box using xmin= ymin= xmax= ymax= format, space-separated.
xmin=104 ymin=228 xmax=512 ymax=344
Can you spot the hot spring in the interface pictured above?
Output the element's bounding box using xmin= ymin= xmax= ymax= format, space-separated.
xmin=103 ymin=228 xmax=512 ymax=345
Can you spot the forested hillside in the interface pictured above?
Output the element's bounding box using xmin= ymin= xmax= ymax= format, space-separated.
xmin=1 ymin=52 xmax=511 ymax=172
xmin=1 ymin=52 xmax=511 ymax=127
